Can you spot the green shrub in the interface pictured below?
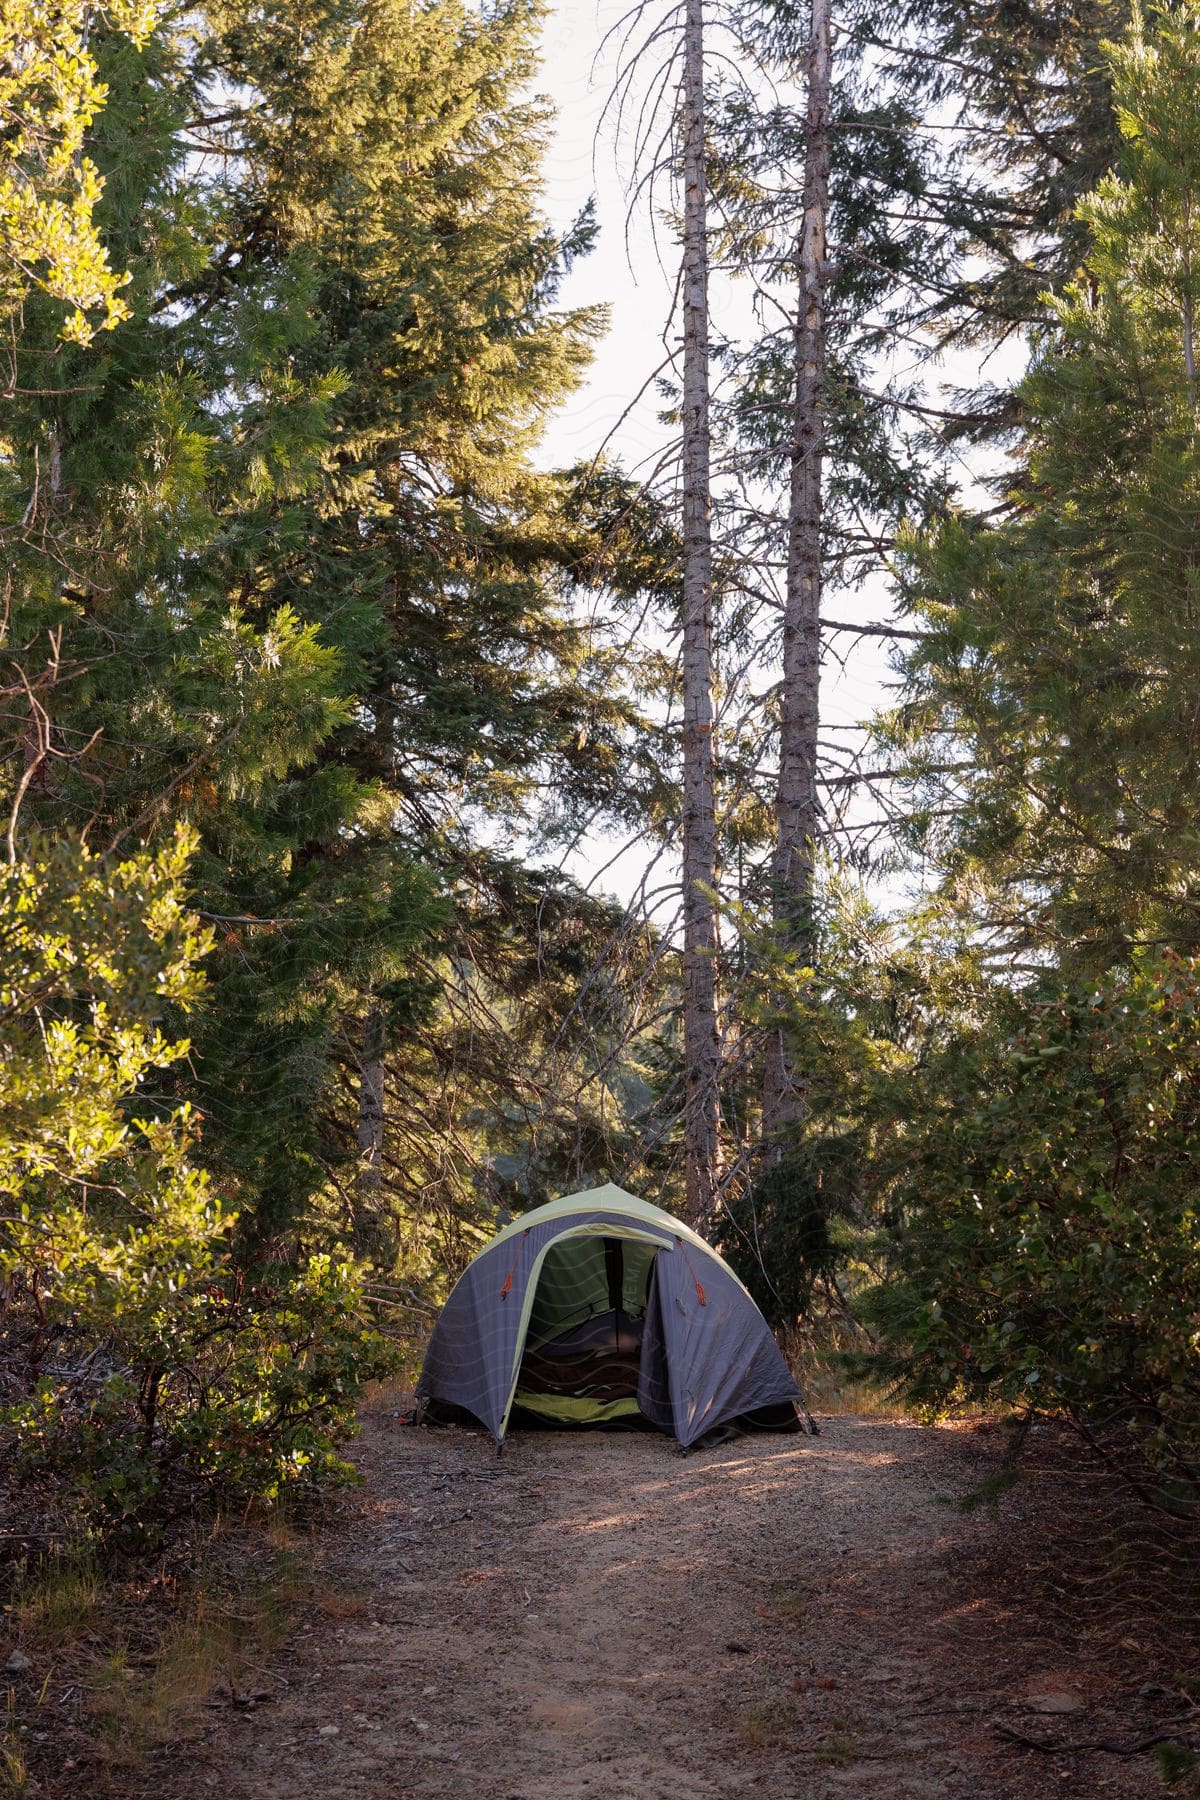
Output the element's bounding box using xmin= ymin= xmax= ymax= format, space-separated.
xmin=0 ymin=833 xmax=394 ymax=1540
xmin=9 ymin=1253 xmax=395 ymax=1534
xmin=718 ymin=1137 xmax=855 ymax=1328
xmin=864 ymin=952 xmax=1200 ymax=1503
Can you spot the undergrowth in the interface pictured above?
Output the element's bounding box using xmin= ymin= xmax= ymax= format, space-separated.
xmin=779 ymin=1319 xmax=905 ymax=1419
xmin=0 ymin=1509 xmax=338 ymax=1794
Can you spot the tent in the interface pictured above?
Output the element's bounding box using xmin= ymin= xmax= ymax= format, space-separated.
xmin=415 ymin=1182 xmax=805 ymax=1449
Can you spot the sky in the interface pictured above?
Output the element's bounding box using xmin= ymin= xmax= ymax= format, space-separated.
xmin=537 ymin=1 xmax=681 ymax=479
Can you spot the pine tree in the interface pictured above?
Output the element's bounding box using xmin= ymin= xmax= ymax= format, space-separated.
xmin=678 ymin=0 xmax=725 ymax=1227
xmin=690 ymin=0 xmax=948 ymax=1180
xmin=2 ymin=8 xmax=399 ymax=1239
xmin=0 ymin=4 xmax=400 ymax=1533
xmin=183 ymin=0 xmax=650 ymax=1243
xmin=887 ymin=0 xmax=1200 ymax=965
xmin=762 ymin=0 xmax=832 ymax=1154
xmin=4 ymin=0 xmax=657 ymax=1256
xmin=841 ymin=0 xmax=1132 ymax=437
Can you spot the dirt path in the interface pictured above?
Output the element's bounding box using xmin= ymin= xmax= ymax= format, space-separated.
xmin=173 ymin=1415 xmax=1163 ymax=1799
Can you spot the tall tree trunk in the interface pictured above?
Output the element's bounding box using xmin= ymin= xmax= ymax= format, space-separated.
xmin=763 ymin=0 xmax=831 ymax=1155
xmin=679 ymin=0 xmax=723 ymax=1229
xmin=354 ymin=682 xmax=393 ymax=1254
xmin=355 ymin=1007 xmax=386 ymax=1251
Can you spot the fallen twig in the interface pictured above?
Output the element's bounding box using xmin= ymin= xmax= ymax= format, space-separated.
xmin=995 ymin=1719 xmax=1200 ymax=1758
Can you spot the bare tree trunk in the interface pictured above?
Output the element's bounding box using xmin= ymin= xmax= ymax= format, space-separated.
xmin=679 ymin=0 xmax=723 ymax=1229
xmin=353 ymin=682 xmax=394 ymax=1255
xmin=355 ymin=1003 xmax=386 ymax=1252
xmin=763 ymin=0 xmax=831 ymax=1155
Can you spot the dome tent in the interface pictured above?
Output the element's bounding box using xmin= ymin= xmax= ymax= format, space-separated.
xmin=415 ymin=1183 xmax=805 ymax=1449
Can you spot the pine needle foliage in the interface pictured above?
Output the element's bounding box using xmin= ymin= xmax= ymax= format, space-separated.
xmin=887 ymin=0 xmax=1200 ymax=964
xmin=0 ymin=0 xmax=656 ymax=1532
xmin=850 ymin=5 xmax=1200 ymax=1505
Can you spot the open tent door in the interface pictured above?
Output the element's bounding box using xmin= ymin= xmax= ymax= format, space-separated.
xmin=510 ymin=1231 xmax=662 ymax=1427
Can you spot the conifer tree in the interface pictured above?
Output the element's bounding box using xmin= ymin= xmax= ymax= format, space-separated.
xmin=0 ymin=3 xmax=404 ymax=1532
xmin=2 ymin=7 xmax=396 ymax=1238
xmin=887 ymin=0 xmax=1200 ymax=964
xmin=762 ymin=0 xmax=831 ymax=1155
xmin=678 ymin=0 xmax=725 ymax=1226
xmin=4 ymin=0 xmax=655 ymax=1256
xmin=840 ymin=0 xmax=1131 ymax=437
xmin=184 ymin=0 xmax=649 ymax=1243
xmin=691 ymin=0 xmax=947 ymax=1186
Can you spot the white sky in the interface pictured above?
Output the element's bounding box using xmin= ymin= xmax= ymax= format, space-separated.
xmin=538 ymin=1 xmax=679 ymax=477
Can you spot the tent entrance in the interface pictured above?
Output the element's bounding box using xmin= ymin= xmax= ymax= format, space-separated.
xmin=511 ymin=1233 xmax=659 ymax=1427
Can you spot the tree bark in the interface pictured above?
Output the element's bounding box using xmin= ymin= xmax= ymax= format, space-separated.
xmin=355 ymin=1001 xmax=386 ymax=1252
xmin=763 ymin=0 xmax=831 ymax=1154
xmin=679 ymin=0 xmax=723 ymax=1228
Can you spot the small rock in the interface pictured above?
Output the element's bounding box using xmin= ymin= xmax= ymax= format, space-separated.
xmin=1027 ymin=1692 xmax=1085 ymax=1715
xmin=5 ymin=1650 xmax=31 ymax=1673
xmin=317 ymin=1724 xmax=340 ymax=1737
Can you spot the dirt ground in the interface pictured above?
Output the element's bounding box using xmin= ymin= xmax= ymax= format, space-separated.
xmin=167 ymin=1413 xmax=1175 ymax=1800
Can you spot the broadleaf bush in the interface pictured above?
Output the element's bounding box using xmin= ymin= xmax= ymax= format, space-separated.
xmin=863 ymin=951 xmax=1200 ymax=1505
xmin=0 ymin=832 xmax=395 ymax=1540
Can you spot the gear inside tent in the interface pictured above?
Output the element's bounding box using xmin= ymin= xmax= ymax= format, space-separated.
xmin=415 ymin=1183 xmax=806 ymax=1449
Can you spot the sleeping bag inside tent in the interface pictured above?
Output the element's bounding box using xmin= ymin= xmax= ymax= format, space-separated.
xmin=415 ymin=1183 xmax=804 ymax=1448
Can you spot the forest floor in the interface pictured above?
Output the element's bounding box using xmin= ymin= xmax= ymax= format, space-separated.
xmin=149 ymin=1410 xmax=1191 ymax=1800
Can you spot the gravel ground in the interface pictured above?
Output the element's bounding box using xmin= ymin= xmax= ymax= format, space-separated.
xmin=168 ymin=1413 xmax=1168 ymax=1800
